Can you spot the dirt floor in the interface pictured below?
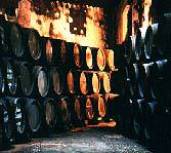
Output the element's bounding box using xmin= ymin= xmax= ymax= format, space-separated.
xmin=1 ymin=127 xmax=152 ymax=153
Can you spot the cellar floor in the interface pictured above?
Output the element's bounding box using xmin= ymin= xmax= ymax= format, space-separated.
xmin=1 ymin=125 xmax=152 ymax=153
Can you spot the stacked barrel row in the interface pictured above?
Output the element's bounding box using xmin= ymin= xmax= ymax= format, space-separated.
xmin=122 ymin=13 xmax=171 ymax=147
xmin=0 ymin=18 xmax=121 ymax=149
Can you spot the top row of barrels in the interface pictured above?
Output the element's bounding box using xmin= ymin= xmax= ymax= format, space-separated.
xmin=125 ymin=13 xmax=171 ymax=63
xmin=0 ymin=22 xmax=115 ymax=71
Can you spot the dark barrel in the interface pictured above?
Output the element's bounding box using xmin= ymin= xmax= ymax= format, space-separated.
xmin=17 ymin=62 xmax=34 ymax=96
xmin=150 ymin=59 xmax=171 ymax=105
xmin=132 ymin=98 xmax=145 ymax=139
xmin=105 ymin=93 xmax=120 ymax=120
xmin=10 ymin=24 xmax=24 ymax=58
xmin=157 ymin=13 xmax=171 ymax=58
xmin=49 ymin=67 xmax=65 ymax=95
xmin=70 ymin=95 xmax=85 ymax=127
xmin=125 ymin=65 xmax=136 ymax=99
xmin=0 ymin=65 xmax=5 ymax=95
xmin=135 ymin=28 xmax=147 ymax=61
xmin=60 ymin=40 xmax=68 ymax=65
xmin=66 ymin=70 xmax=78 ymax=94
xmin=56 ymin=97 xmax=71 ymax=127
xmin=7 ymin=97 xmax=27 ymax=139
xmin=44 ymin=98 xmax=57 ymax=129
xmin=143 ymin=101 xmax=158 ymax=141
xmin=27 ymin=29 xmax=42 ymax=61
xmin=141 ymin=62 xmax=156 ymax=100
xmin=0 ymin=20 xmax=11 ymax=56
xmin=32 ymin=66 xmax=49 ymax=97
xmin=133 ymin=63 xmax=145 ymax=99
xmin=25 ymin=98 xmax=41 ymax=133
xmin=144 ymin=23 xmax=159 ymax=60
xmin=124 ymin=35 xmax=136 ymax=64
xmin=62 ymin=42 xmax=82 ymax=69
xmin=0 ymin=98 xmax=15 ymax=144
xmin=12 ymin=27 xmax=42 ymax=60
xmin=5 ymin=59 xmax=19 ymax=96
xmin=0 ymin=101 xmax=3 ymax=148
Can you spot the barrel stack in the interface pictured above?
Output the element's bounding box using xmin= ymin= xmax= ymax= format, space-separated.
xmin=123 ymin=13 xmax=171 ymax=144
xmin=0 ymin=17 xmax=121 ymax=147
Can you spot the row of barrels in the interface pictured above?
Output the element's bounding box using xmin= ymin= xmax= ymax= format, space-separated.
xmin=123 ymin=60 xmax=170 ymax=140
xmin=0 ymin=22 xmax=115 ymax=71
xmin=125 ymin=13 xmax=171 ymax=63
xmin=125 ymin=59 xmax=171 ymax=105
xmin=0 ymin=59 xmax=119 ymax=97
xmin=0 ymin=94 xmax=119 ymax=148
xmin=122 ymin=13 xmax=171 ymax=147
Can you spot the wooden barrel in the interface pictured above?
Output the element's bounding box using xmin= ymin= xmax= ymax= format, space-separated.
xmin=25 ymin=98 xmax=41 ymax=133
xmin=79 ymin=71 xmax=89 ymax=95
xmin=42 ymin=38 xmax=63 ymax=65
xmin=73 ymin=43 xmax=83 ymax=69
xmin=92 ymin=73 xmax=101 ymax=94
xmin=101 ymin=72 xmax=111 ymax=93
xmin=49 ymin=67 xmax=65 ymax=95
xmin=33 ymin=66 xmax=49 ymax=97
xmin=85 ymin=47 xmax=93 ymax=70
xmin=105 ymin=49 xmax=115 ymax=71
xmin=85 ymin=97 xmax=95 ymax=121
xmin=66 ymin=70 xmax=77 ymax=94
xmin=66 ymin=70 xmax=94 ymax=95
xmin=97 ymin=96 xmax=106 ymax=119
xmin=18 ymin=62 xmax=34 ymax=96
xmin=44 ymin=98 xmax=57 ymax=129
xmin=85 ymin=95 xmax=106 ymax=121
xmin=96 ymin=48 xmax=107 ymax=71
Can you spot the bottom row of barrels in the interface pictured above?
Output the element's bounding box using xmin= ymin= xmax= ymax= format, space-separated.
xmin=0 ymin=93 xmax=119 ymax=147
